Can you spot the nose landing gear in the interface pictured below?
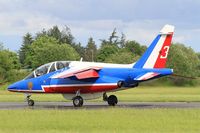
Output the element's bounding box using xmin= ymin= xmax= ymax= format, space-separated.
xmin=26 ymin=95 xmax=34 ymax=106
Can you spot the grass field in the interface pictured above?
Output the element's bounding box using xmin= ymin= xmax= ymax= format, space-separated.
xmin=0 ymin=109 xmax=200 ymax=133
xmin=1 ymin=86 xmax=200 ymax=102
xmin=1 ymin=86 xmax=200 ymax=133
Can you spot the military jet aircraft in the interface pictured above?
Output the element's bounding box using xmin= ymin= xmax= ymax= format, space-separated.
xmin=8 ymin=24 xmax=175 ymax=107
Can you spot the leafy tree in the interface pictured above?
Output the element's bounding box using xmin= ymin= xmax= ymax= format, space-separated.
xmin=197 ymin=52 xmax=200 ymax=60
xmin=47 ymin=26 xmax=62 ymax=42
xmin=60 ymin=26 xmax=74 ymax=45
xmin=34 ymin=25 xmax=87 ymax=58
xmin=166 ymin=43 xmax=200 ymax=85
xmin=109 ymin=28 xmax=119 ymax=45
xmin=19 ymin=33 xmax=33 ymax=66
xmin=0 ymin=43 xmax=3 ymax=50
xmin=98 ymin=29 xmax=131 ymax=62
xmin=119 ymin=33 xmax=126 ymax=48
xmin=0 ymin=50 xmax=12 ymax=83
xmin=36 ymin=25 xmax=74 ymax=45
xmin=97 ymin=45 xmax=119 ymax=62
xmin=71 ymin=42 xmax=85 ymax=60
xmin=100 ymin=28 xmax=119 ymax=47
xmin=0 ymin=45 xmax=21 ymax=83
xmin=105 ymin=50 xmax=139 ymax=64
xmin=84 ymin=37 xmax=97 ymax=62
xmin=101 ymin=39 xmax=146 ymax=64
xmin=35 ymin=29 xmax=47 ymax=38
xmin=196 ymin=52 xmax=200 ymax=77
xmin=124 ymin=41 xmax=146 ymax=56
xmin=25 ymin=36 xmax=80 ymax=69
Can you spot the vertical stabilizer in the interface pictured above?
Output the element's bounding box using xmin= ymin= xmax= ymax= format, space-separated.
xmin=134 ymin=25 xmax=175 ymax=68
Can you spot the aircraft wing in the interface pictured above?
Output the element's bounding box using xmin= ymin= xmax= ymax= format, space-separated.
xmin=134 ymin=72 xmax=160 ymax=81
xmin=51 ymin=66 xmax=102 ymax=79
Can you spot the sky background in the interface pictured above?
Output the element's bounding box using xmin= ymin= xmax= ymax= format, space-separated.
xmin=0 ymin=0 xmax=200 ymax=52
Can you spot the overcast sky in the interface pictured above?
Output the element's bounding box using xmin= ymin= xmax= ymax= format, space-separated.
xmin=1 ymin=0 xmax=200 ymax=52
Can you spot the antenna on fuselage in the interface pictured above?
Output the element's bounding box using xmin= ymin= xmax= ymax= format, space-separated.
xmin=80 ymin=57 xmax=83 ymax=62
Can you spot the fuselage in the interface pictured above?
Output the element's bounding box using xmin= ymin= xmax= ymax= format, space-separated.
xmin=7 ymin=61 xmax=133 ymax=93
xmin=7 ymin=61 xmax=173 ymax=94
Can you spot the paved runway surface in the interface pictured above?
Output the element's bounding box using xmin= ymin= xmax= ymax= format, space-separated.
xmin=0 ymin=102 xmax=200 ymax=110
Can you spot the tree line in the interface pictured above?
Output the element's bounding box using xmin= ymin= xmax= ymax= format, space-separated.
xmin=0 ymin=25 xmax=200 ymax=86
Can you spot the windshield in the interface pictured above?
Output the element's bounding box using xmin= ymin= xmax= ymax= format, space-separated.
xmin=35 ymin=63 xmax=51 ymax=77
xmin=56 ymin=61 xmax=70 ymax=70
xmin=24 ymin=61 xmax=71 ymax=79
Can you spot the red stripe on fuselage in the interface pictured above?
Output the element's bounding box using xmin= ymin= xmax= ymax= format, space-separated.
xmin=154 ymin=34 xmax=173 ymax=68
xmin=43 ymin=85 xmax=118 ymax=93
xmin=8 ymin=84 xmax=118 ymax=94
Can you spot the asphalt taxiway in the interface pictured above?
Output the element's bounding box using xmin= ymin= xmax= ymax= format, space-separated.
xmin=0 ymin=102 xmax=200 ymax=110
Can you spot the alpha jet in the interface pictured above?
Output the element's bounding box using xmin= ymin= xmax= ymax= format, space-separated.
xmin=8 ymin=25 xmax=175 ymax=107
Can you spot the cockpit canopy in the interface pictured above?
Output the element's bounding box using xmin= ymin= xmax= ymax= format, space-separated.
xmin=25 ymin=61 xmax=70 ymax=79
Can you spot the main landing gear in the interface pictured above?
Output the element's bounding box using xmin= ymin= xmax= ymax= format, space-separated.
xmin=103 ymin=92 xmax=118 ymax=106
xmin=26 ymin=95 xmax=34 ymax=106
xmin=73 ymin=96 xmax=84 ymax=107
xmin=72 ymin=90 xmax=84 ymax=107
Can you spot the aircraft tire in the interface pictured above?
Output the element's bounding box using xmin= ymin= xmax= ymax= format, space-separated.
xmin=107 ymin=95 xmax=118 ymax=106
xmin=28 ymin=99 xmax=34 ymax=106
xmin=73 ymin=96 xmax=84 ymax=107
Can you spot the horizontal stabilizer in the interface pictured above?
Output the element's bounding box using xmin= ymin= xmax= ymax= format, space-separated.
xmin=134 ymin=72 xmax=160 ymax=81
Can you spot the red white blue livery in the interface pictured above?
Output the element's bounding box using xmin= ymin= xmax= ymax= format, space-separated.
xmin=8 ymin=25 xmax=175 ymax=107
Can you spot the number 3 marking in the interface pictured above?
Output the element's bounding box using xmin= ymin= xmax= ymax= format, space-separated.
xmin=160 ymin=46 xmax=169 ymax=59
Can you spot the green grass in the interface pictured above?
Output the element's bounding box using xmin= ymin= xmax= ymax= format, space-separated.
xmin=1 ymin=86 xmax=200 ymax=102
xmin=0 ymin=109 xmax=200 ymax=133
xmin=113 ymin=86 xmax=200 ymax=102
xmin=1 ymin=86 xmax=200 ymax=133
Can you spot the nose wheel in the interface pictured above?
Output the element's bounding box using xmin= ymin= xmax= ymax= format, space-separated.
xmin=28 ymin=99 xmax=34 ymax=106
xmin=26 ymin=95 xmax=34 ymax=106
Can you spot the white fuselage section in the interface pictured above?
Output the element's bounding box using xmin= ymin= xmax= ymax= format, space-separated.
xmin=69 ymin=61 xmax=134 ymax=68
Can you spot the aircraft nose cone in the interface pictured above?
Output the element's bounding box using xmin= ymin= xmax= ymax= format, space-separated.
xmin=7 ymin=81 xmax=22 ymax=92
xmin=7 ymin=83 xmax=17 ymax=91
xmin=7 ymin=80 xmax=30 ymax=92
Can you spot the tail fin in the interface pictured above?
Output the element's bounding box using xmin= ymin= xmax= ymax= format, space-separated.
xmin=134 ymin=24 xmax=175 ymax=68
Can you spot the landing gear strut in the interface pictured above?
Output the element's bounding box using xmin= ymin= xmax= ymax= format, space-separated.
xmin=73 ymin=96 xmax=83 ymax=107
xmin=103 ymin=92 xmax=108 ymax=101
xmin=103 ymin=93 xmax=118 ymax=106
xmin=26 ymin=95 xmax=34 ymax=106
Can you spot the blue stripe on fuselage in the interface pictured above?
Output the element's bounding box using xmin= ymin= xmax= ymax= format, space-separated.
xmin=133 ymin=34 xmax=161 ymax=68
